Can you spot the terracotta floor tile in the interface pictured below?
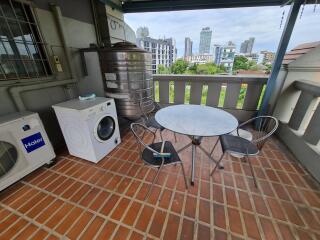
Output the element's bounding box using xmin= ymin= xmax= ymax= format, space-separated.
xmin=66 ymin=211 xmax=94 ymax=239
xmin=243 ymin=212 xmax=261 ymax=240
xmin=213 ymin=203 xmax=226 ymax=229
xmin=163 ymin=214 xmax=180 ymax=240
xmin=149 ymin=209 xmax=166 ymax=238
xmin=123 ymin=201 xmax=142 ymax=226
xmin=252 ymin=195 xmax=269 ymax=216
xmin=25 ymin=195 xmax=55 ymax=219
xmin=282 ymin=201 xmax=305 ymax=226
xmin=214 ymin=229 xmax=228 ymax=240
xmin=259 ymin=217 xmax=278 ymax=240
xmin=135 ymin=205 xmax=154 ymax=231
xmin=184 ymin=195 xmax=197 ymax=218
xmin=55 ymin=206 xmax=83 ymax=234
xmin=35 ymin=199 xmax=64 ymax=224
xmin=1 ymin=218 xmax=28 ymax=239
xmin=212 ymin=184 xmax=224 ymax=203
xmin=1 ymin=132 xmax=319 ymax=240
xmin=14 ymin=223 xmax=38 ymax=240
xmin=171 ymin=192 xmax=185 ymax=214
xmin=45 ymin=202 xmax=73 ymax=229
xmin=29 ymin=229 xmax=49 ymax=240
xmin=96 ymin=221 xmax=117 ymax=240
xmin=180 ymin=218 xmax=194 ymax=240
xmin=266 ymin=198 xmax=287 ymax=221
xmin=199 ymin=199 xmax=210 ymax=224
xmin=79 ymin=187 xmax=101 ymax=207
xmin=79 ymin=216 xmax=104 ymax=240
xmin=197 ymin=224 xmax=211 ymax=240
xmin=225 ymin=187 xmax=238 ymax=207
xmin=113 ymin=225 xmax=130 ymax=240
xmin=227 ymin=207 xmax=243 ymax=235
xmin=277 ymin=223 xmax=295 ymax=240
xmin=129 ymin=231 xmax=144 ymax=240
xmin=111 ymin=197 xmax=131 ymax=221
xmin=100 ymin=194 xmax=120 ymax=217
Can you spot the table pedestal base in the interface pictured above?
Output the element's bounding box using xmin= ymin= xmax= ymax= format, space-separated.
xmin=178 ymin=136 xmax=224 ymax=185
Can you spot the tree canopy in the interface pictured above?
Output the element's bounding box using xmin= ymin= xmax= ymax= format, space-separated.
xmin=157 ymin=59 xmax=226 ymax=75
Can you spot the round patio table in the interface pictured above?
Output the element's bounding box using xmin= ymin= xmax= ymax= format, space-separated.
xmin=155 ymin=104 xmax=238 ymax=185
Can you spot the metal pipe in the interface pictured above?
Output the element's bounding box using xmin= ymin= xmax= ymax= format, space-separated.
xmin=9 ymin=80 xmax=76 ymax=111
xmin=259 ymin=0 xmax=303 ymax=116
xmin=90 ymin=0 xmax=102 ymax=46
xmin=49 ymin=4 xmax=77 ymax=79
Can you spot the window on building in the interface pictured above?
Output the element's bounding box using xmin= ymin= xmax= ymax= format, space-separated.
xmin=0 ymin=0 xmax=51 ymax=80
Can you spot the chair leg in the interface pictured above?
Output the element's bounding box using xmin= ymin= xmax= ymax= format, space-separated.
xmin=246 ymin=155 xmax=258 ymax=188
xmin=159 ymin=130 xmax=163 ymax=141
xmin=210 ymin=137 xmax=220 ymax=156
xmin=210 ymin=152 xmax=225 ymax=176
xmin=145 ymin=165 xmax=163 ymax=201
xmin=180 ymin=162 xmax=188 ymax=189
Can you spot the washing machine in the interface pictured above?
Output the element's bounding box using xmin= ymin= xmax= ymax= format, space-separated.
xmin=0 ymin=112 xmax=56 ymax=191
xmin=52 ymin=97 xmax=121 ymax=163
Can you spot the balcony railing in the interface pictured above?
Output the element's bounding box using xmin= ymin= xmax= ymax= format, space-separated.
xmin=277 ymin=80 xmax=320 ymax=181
xmin=153 ymin=74 xmax=268 ymax=121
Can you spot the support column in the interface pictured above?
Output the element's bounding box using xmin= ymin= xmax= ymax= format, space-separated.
xmin=259 ymin=0 xmax=304 ymax=116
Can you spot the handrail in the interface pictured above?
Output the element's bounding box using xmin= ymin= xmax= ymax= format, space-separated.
xmin=152 ymin=74 xmax=268 ymax=121
xmin=153 ymin=74 xmax=268 ymax=84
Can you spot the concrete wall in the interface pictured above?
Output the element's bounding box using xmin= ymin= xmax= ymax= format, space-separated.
xmin=0 ymin=0 xmax=135 ymax=149
xmin=273 ymin=46 xmax=320 ymax=181
xmin=0 ymin=0 xmax=97 ymax=149
xmin=273 ymin=45 xmax=320 ymax=123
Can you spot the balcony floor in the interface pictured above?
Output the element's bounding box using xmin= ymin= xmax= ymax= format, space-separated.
xmin=1 ymin=130 xmax=320 ymax=240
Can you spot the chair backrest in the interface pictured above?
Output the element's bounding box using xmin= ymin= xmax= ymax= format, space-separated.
xmin=238 ymin=116 xmax=279 ymax=150
xmin=130 ymin=123 xmax=160 ymax=156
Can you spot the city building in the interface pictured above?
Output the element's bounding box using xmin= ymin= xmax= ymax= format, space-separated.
xmin=237 ymin=52 xmax=260 ymax=63
xmin=136 ymin=26 xmax=149 ymax=38
xmin=240 ymin=37 xmax=255 ymax=54
xmin=213 ymin=44 xmax=223 ymax=65
xmin=259 ymin=50 xmax=275 ymax=64
xmin=185 ymin=54 xmax=213 ymax=64
xmin=199 ymin=27 xmax=212 ymax=54
xmin=184 ymin=37 xmax=193 ymax=58
xmin=137 ymin=35 xmax=177 ymax=74
xmin=214 ymin=41 xmax=236 ymax=73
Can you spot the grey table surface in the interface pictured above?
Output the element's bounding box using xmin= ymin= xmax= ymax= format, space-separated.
xmin=155 ymin=104 xmax=238 ymax=137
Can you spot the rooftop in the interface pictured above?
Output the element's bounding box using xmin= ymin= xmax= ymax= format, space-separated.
xmin=283 ymin=41 xmax=320 ymax=65
xmin=1 ymin=131 xmax=320 ymax=239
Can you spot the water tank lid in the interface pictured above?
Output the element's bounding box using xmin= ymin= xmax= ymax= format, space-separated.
xmin=109 ymin=41 xmax=147 ymax=53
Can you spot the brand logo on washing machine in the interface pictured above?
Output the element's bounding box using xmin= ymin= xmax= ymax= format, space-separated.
xmin=21 ymin=132 xmax=45 ymax=153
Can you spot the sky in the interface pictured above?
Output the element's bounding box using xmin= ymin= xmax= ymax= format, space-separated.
xmin=124 ymin=4 xmax=320 ymax=57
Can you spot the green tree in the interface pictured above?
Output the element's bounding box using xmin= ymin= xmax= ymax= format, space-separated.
xmin=233 ymin=56 xmax=250 ymax=71
xmin=157 ymin=64 xmax=171 ymax=74
xmin=170 ymin=59 xmax=188 ymax=74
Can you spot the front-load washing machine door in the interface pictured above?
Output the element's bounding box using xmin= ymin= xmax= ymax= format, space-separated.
xmin=0 ymin=141 xmax=18 ymax=178
xmin=95 ymin=116 xmax=115 ymax=142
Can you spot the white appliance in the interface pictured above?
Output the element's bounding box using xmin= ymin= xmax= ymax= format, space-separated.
xmin=0 ymin=112 xmax=56 ymax=191
xmin=52 ymin=97 xmax=121 ymax=163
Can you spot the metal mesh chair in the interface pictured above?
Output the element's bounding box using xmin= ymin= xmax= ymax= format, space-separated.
xmin=131 ymin=123 xmax=188 ymax=200
xmin=210 ymin=116 xmax=279 ymax=187
xmin=139 ymin=99 xmax=177 ymax=142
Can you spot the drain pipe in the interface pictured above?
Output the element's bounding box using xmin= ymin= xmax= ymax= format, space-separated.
xmin=9 ymin=80 xmax=76 ymax=111
xmin=49 ymin=3 xmax=77 ymax=79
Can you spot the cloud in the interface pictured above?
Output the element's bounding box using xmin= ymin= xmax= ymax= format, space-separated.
xmin=124 ymin=5 xmax=320 ymax=57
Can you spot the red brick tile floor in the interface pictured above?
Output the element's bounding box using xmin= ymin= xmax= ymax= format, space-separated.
xmin=1 ymin=130 xmax=320 ymax=239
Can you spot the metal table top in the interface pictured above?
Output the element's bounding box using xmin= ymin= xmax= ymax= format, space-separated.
xmin=155 ymin=104 xmax=238 ymax=137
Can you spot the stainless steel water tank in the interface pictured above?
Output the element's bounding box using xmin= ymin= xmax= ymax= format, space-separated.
xmin=99 ymin=42 xmax=154 ymax=120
